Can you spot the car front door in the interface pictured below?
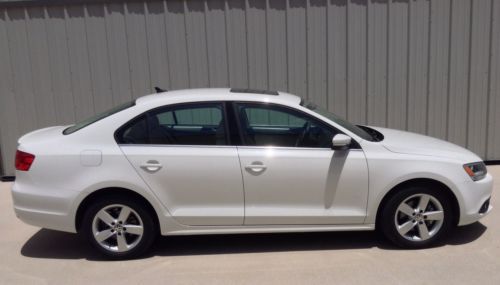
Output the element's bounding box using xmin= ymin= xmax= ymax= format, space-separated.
xmin=117 ymin=102 xmax=244 ymax=226
xmin=234 ymin=102 xmax=369 ymax=225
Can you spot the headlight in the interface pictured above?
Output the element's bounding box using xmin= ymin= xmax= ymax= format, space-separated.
xmin=463 ymin=162 xmax=487 ymax=181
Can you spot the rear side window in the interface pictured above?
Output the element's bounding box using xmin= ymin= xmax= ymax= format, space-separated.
xmin=116 ymin=103 xmax=227 ymax=146
xmin=63 ymin=101 xmax=135 ymax=135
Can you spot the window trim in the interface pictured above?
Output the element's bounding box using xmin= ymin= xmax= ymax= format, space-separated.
xmin=231 ymin=101 xmax=360 ymax=149
xmin=114 ymin=101 xmax=231 ymax=146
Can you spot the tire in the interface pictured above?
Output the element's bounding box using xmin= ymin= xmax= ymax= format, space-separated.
xmin=379 ymin=185 xmax=454 ymax=248
xmin=82 ymin=195 xmax=157 ymax=259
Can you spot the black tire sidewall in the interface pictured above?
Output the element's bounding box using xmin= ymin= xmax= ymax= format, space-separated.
xmin=82 ymin=195 xmax=157 ymax=259
xmin=380 ymin=186 xmax=454 ymax=248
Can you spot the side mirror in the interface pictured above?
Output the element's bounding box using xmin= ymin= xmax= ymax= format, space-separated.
xmin=332 ymin=134 xmax=352 ymax=150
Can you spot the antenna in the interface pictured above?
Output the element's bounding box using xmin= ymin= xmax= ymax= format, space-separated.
xmin=154 ymin=87 xmax=167 ymax=93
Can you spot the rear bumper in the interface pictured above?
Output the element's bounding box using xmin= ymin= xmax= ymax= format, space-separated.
xmin=11 ymin=182 xmax=78 ymax=233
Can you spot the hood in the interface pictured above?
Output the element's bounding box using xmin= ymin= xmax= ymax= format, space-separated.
xmin=18 ymin=126 xmax=68 ymax=145
xmin=371 ymin=127 xmax=481 ymax=162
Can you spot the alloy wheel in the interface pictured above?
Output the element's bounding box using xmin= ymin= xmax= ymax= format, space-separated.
xmin=394 ymin=194 xmax=444 ymax=242
xmin=92 ymin=204 xmax=144 ymax=253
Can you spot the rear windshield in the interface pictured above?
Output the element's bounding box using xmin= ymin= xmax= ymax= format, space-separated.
xmin=63 ymin=101 xmax=135 ymax=135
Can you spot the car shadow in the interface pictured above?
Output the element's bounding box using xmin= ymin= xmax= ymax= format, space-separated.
xmin=20 ymin=222 xmax=487 ymax=261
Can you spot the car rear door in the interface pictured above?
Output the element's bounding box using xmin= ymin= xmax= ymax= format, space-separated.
xmin=118 ymin=102 xmax=244 ymax=226
xmin=233 ymin=102 xmax=369 ymax=225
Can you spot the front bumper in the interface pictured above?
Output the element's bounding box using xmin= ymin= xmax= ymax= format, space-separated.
xmin=457 ymin=173 xmax=494 ymax=226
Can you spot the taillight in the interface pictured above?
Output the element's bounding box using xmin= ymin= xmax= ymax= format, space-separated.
xmin=15 ymin=150 xmax=35 ymax=171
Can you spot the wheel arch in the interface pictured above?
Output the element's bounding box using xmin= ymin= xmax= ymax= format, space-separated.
xmin=375 ymin=178 xmax=460 ymax=228
xmin=75 ymin=187 xmax=161 ymax=232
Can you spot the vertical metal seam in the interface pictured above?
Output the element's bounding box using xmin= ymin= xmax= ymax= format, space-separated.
xmin=326 ymin=0 xmax=329 ymax=111
xmin=63 ymin=6 xmax=77 ymax=119
xmin=244 ymin=0 xmax=250 ymax=88
xmin=385 ymin=0 xmax=390 ymax=126
xmin=183 ymin=0 xmax=191 ymax=87
xmin=143 ymin=1 xmax=154 ymax=92
xmin=102 ymin=3 xmax=115 ymax=104
xmin=42 ymin=6 xmax=57 ymax=123
xmin=223 ymin=0 xmax=231 ymax=86
xmin=405 ymin=0 xmax=411 ymax=131
xmin=363 ymin=0 xmax=371 ymax=124
xmin=203 ymin=0 xmax=211 ymax=87
xmin=23 ymin=7 xmax=40 ymax=126
xmin=305 ymin=0 xmax=309 ymax=99
xmin=345 ymin=0 xmax=349 ymax=118
xmin=285 ymin=0 xmax=290 ymax=92
xmin=425 ymin=0 xmax=432 ymax=135
xmin=445 ymin=0 xmax=454 ymax=140
xmin=265 ymin=0 xmax=269 ymax=89
xmin=465 ymin=0 xmax=473 ymax=148
xmin=485 ymin=0 xmax=494 ymax=157
xmin=83 ymin=4 xmax=96 ymax=114
xmin=122 ymin=2 xmax=134 ymax=100
xmin=162 ymin=0 xmax=172 ymax=89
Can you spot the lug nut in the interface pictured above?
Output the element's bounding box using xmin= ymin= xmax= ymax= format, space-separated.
xmin=423 ymin=215 xmax=427 ymax=219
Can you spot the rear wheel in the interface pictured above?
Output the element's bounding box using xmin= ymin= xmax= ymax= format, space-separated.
xmin=82 ymin=196 xmax=157 ymax=259
xmin=380 ymin=186 xmax=454 ymax=248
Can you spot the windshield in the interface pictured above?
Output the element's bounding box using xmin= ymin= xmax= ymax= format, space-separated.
xmin=301 ymin=99 xmax=374 ymax=141
xmin=63 ymin=101 xmax=135 ymax=135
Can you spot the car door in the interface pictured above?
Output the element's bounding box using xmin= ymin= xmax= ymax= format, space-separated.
xmin=117 ymin=102 xmax=244 ymax=226
xmin=234 ymin=102 xmax=369 ymax=225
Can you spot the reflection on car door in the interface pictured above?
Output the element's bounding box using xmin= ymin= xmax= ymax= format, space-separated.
xmin=234 ymin=102 xmax=369 ymax=225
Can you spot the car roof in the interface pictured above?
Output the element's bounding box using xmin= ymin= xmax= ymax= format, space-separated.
xmin=135 ymin=88 xmax=302 ymax=106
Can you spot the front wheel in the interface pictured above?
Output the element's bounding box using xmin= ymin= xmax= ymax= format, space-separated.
xmin=380 ymin=186 xmax=454 ymax=248
xmin=82 ymin=196 xmax=157 ymax=259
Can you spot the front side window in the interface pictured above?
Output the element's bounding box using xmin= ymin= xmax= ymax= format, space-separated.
xmin=235 ymin=103 xmax=337 ymax=148
xmin=116 ymin=103 xmax=227 ymax=146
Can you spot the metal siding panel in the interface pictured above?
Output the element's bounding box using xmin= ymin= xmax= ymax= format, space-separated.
xmin=6 ymin=8 xmax=38 ymax=133
xmin=46 ymin=6 xmax=76 ymax=124
xmin=225 ymin=0 xmax=248 ymax=88
xmin=427 ymin=0 xmax=450 ymax=139
xmin=327 ymin=0 xmax=347 ymax=117
xmin=205 ymin=0 xmax=229 ymax=87
xmin=387 ymin=0 xmax=408 ymax=130
xmin=26 ymin=7 xmax=57 ymax=128
xmin=307 ymin=0 xmax=327 ymax=107
xmin=287 ymin=0 xmax=307 ymax=97
xmin=66 ymin=5 xmax=94 ymax=120
xmin=0 ymin=9 xmax=18 ymax=175
xmin=447 ymin=0 xmax=470 ymax=147
xmin=145 ymin=1 xmax=171 ymax=90
xmin=467 ymin=0 xmax=491 ymax=157
xmin=184 ymin=0 xmax=209 ymax=88
xmin=366 ymin=0 xmax=387 ymax=127
xmin=165 ymin=0 xmax=189 ymax=89
xmin=267 ymin=0 xmax=287 ymax=91
xmin=347 ymin=0 xmax=366 ymax=124
xmin=246 ymin=0 xmax=268 ymax=89
xmin=105 ymin=2 xmax=133 ymax=104
xmin=487 ymin=0 xmax=500 ymax=158
xmin=86 ymin=3 xmax=113 ymax=113
xmin=125 ymin=1 xmax=151 ymax=98
xmin=407 ymin=0 xmax=429 ymax=134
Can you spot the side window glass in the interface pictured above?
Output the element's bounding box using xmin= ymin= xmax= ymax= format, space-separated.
xmin=117 ymin=103 xmax=227 ymax=146
xmin=236 ymin=103 xmax=336 ymax=148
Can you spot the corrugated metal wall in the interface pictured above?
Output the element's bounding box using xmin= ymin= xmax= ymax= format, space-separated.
xmin=1 ymin=0 xmax=500 ymax=175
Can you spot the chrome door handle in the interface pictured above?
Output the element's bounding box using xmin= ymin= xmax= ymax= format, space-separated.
xmin=245 ymin=163 xmax=267 ymax=173
xmin=140 ymin=160 xmax=162 ymax=173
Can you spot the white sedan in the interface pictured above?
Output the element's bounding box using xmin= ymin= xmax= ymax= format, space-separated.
xmin=12 ymin=88 xmax=493 ymax=259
